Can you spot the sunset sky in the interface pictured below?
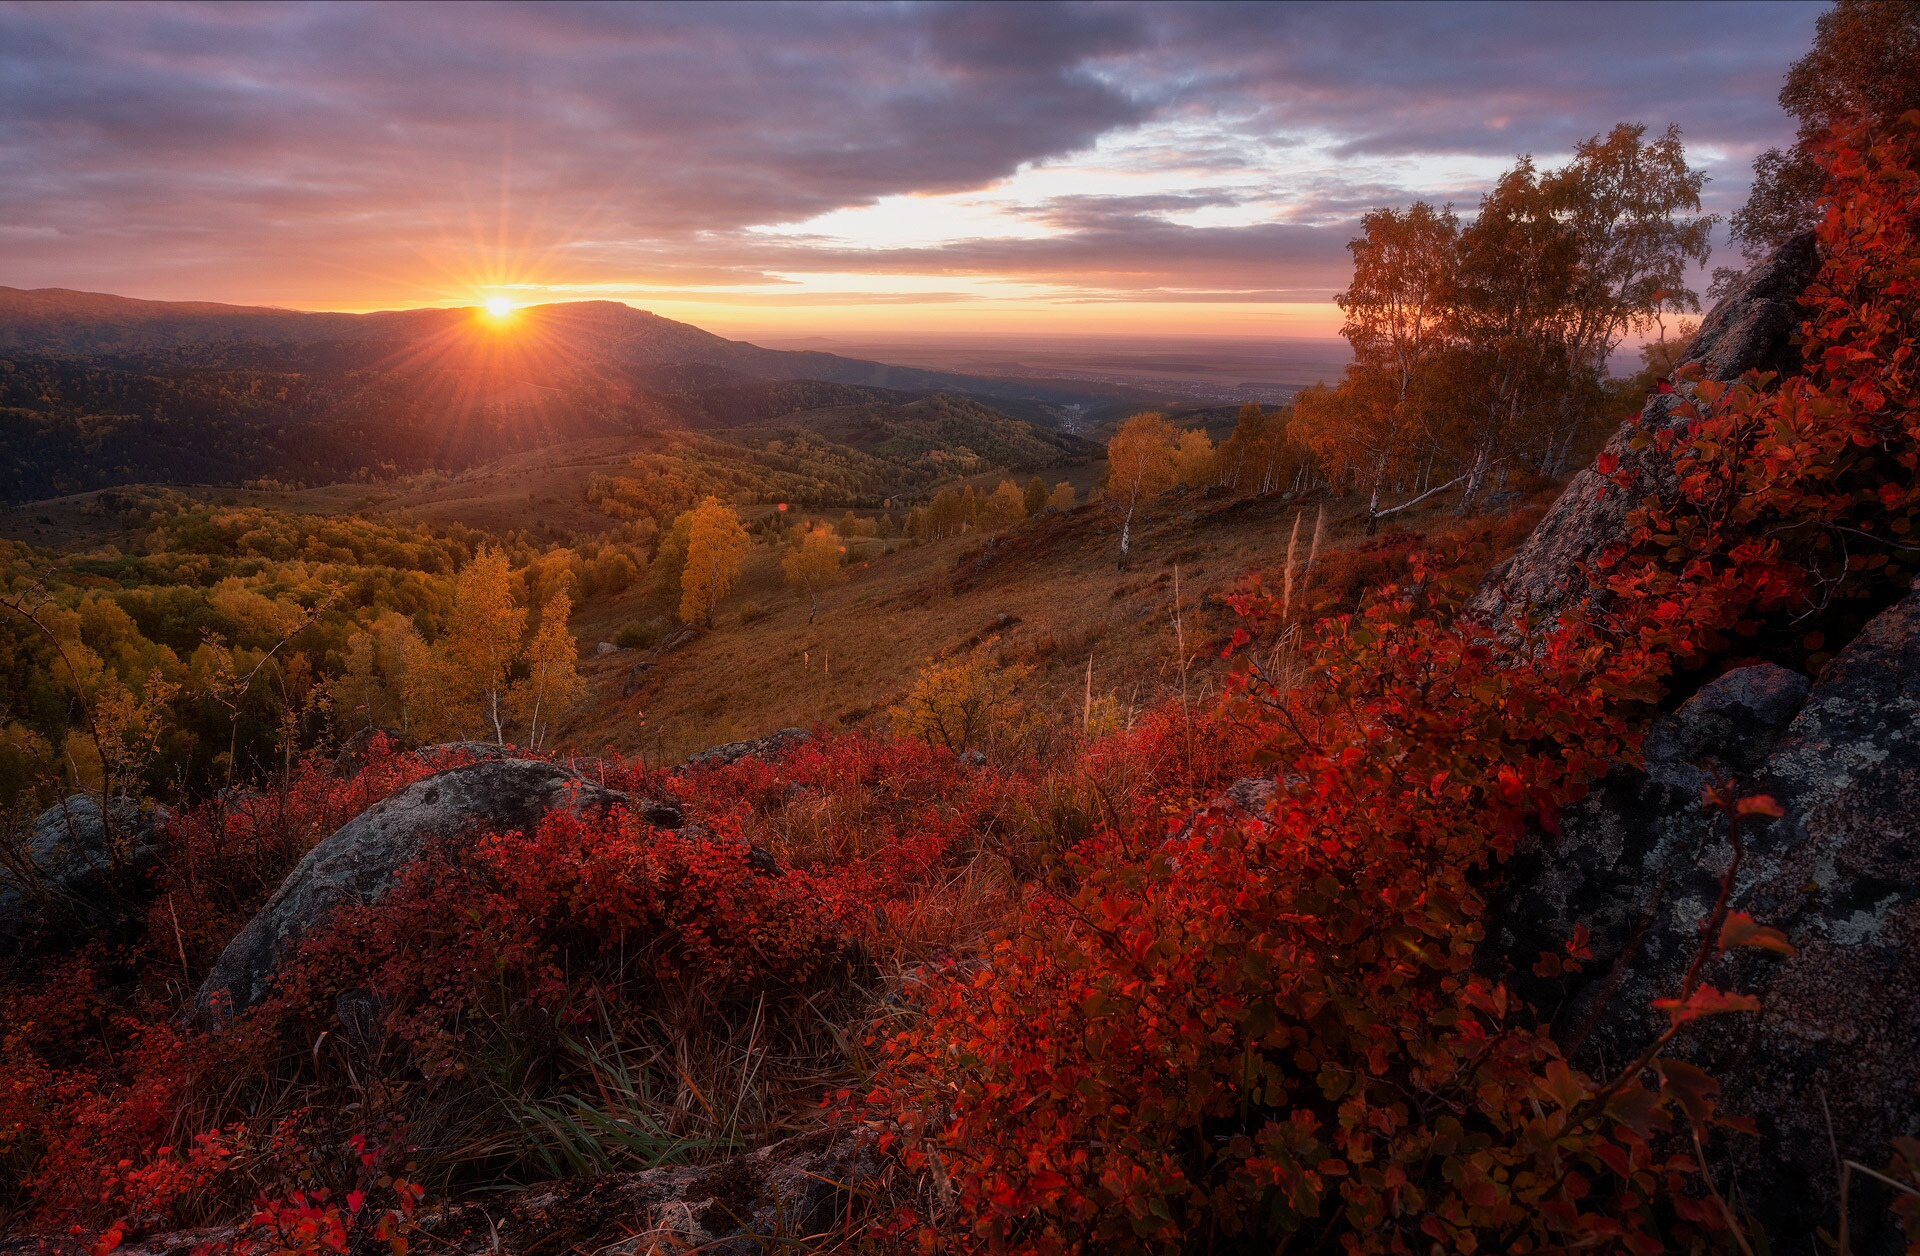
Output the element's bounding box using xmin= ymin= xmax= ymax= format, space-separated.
xmin=0 ymin=1 xmax=1823 ymax=340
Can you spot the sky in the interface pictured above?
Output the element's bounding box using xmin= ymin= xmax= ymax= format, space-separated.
xmin=0 ymin=0 xmax=1824 ymax=340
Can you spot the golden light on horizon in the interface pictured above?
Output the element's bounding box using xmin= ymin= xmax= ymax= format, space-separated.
xmin=483 ymin=296 xmax=515 ymax=320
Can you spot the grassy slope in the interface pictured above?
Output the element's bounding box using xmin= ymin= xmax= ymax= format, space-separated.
xmin=556 ymin=482 xmax=1502 ymax=765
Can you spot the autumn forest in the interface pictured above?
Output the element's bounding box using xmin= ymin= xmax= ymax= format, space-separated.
xmin=3 ymin=3 xmax=1920 ymax=1254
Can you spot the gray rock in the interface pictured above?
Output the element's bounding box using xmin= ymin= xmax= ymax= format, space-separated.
xmin=1466 ymin=232 xmax=1820 ymax=630
xmin=680 ymin=727 xmax=811 ymax=772
xmin=189 ymin=758 xmax=677 ymax=1025
xmin=0 ymin=794 xmax=169 ymax=941
xmin=655 ymin=625 xmax=701 ymax=655
xmin=1640 ymin=662 xmax=1811 ymax=778
xmin=1489 ymin=591 xmax=1920 ymax=1243
xmin=1169 ymin=775 xmax=1283 ymax=851
xmin=332 ymin=986 xmax=386 ymax=1050
xmin=409 ymin=740 xmax=522 ymax=768
xmin=596 ymin=641 xmax=621 ymax=656
xmin=1221 ymin=776 xmax=1277 ymax=817
xmin=958 ymin=747 xmax=989 ymax=767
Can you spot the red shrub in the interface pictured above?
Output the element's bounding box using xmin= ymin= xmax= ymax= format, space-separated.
xmin=864 ymin=114 xmax=1920 ymax=1253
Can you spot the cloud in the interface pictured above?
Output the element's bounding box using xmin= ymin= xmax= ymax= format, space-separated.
xmin=0 ymin=1 xmax=1824 ymax=319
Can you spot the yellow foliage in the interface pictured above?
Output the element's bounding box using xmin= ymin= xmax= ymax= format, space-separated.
xmin=516 ymin=593 xmax=585 ymax=751
xmin=782 ymin=525 xmax=847 ymax=623
xmin=441 ymin=547 xmax=526 ymax=743
xmin=209 ymin=577 xmax=306 ymax=642
xmin=679 ymin=497 xmax=749 ymax=627
xmin=889 ymin=649 xmax=1035 ymax=754
xmin=980 ymin=480 xmax=1027 ymax=529
xmin=1174 ymin=429 xmax=1216 ymax=487
xmin=1106 ymin=412 xmax=1179 ymax=508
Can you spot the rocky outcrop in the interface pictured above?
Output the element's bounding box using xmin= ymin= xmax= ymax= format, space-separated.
xmin=190 ymin=758 xmax=679 ymax=1025
xmin=1466 ymin=232 xmax=1820 ymax=630
xmin=1490 ymin=586 xmax=1920 ymax=1241
xmin=333 ymin=734 xmax=529 ymax=780
xmin=0 ymin=794 xmax=169 ymax=943
xmin=681 ymin=727 xmax=812 ymax=772
xmin=409 ymin=740 xmax=524 ymax=768
xmin=83 ymin=1129 xmax=881 ymax=1256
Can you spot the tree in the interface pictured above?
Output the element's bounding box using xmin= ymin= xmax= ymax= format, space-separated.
xmin=442 ymin=547 xmax=525 ymax=745
xmin=924 ymin=486 xmax=969 ymax=539
xmin=888 ymin=651 xmax=1032 ymax=754
xmin=679 ymin=497 xmax=749 ymax=627
xmin=1217 ymin=403 xmax=1271 ymax=493
xmin=981 ymin=480 xmax=1027 ymax=528
xmin=1337 ymin=202 xmax=1458 ymax=413
xmin=1440 ymin=158 xmax=1578 ymax=514
xmin=1174 ymin=429 xmax=1215 ymax=487
xmin=372 ymin=610 xmax=432 ymax=739
xmin=1293 ymin=370 xmax=1409 ymax=531
xmin=781 ymin=524 xmax=846 ymax=624
xmin=1105 ymin=412 xmax=1179 ymax=567
xmin=517 ymin=592 xmax=584 ymax=752
xmin=1332 ymin=203 xmax=1459 ymax=526
xmin=1732 ymin=0 xmax=1920 ymax=261
xmin=1023 ymin=476 xmax=1048 ymax=517
xmin=649 ymin=510 xmax=694 ymax=617
xmin=1047 ymin=482 xmax=1075 ymax=511
xmin=1542 ymin=123 xmax=1713 ymax=472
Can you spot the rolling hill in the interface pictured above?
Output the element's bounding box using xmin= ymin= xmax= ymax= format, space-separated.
xmin=0 ymin=287 xmax=1122 ymax=502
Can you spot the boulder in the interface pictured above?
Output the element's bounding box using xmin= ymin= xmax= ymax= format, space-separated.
xmin=189 ymin=758 xmax=679 ymax=1025
xmin=0 ymin=794 xmax=169 ymax=942
xmin=680 ymin=727 xmax=812 ymax=772
xmin=409 ymin=740 xmax=523 ymax=768
xmin=1489 ymin=589 xmax=1920 ymax=1241
xmin=1168 ymin=775 xmax=1278 ymax=853
xmin=1466 ymin=232 xmax=1820 ymax=630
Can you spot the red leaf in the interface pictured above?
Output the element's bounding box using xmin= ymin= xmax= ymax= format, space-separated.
xmin=1540 ymin=1058 xmax=1585 ymax=1111
xmin=1652 ymin=984 xmax=1761 ymax=1027
xmin=1604 ymin=1082 xmax=1670 ymax=1140
xmin=1719 ymin=912 xmax=1795 ymax=956
xmin=1658 ymin=1059 xmax=1721 ymax=1130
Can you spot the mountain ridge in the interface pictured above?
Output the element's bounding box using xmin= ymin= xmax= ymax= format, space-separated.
xmin=0 ymin=286 xmax=1142 ymax=410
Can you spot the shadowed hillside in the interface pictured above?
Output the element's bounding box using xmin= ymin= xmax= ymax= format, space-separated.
xmin=0 ymin=290 xmax=1131 ymax=502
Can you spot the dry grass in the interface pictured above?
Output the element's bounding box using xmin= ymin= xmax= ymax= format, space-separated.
xmin=555 ymin=480 xmax=1498 ymax=764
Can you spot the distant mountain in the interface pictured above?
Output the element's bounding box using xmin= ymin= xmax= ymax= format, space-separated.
xmin=0 ymin=287 xmax=1125 ymax=408
xmin=0 ymin=288 xmax=1111 ymax=503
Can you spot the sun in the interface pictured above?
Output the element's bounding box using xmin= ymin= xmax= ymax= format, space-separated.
xmin=483 ymin=296 xmax=514 ymax=320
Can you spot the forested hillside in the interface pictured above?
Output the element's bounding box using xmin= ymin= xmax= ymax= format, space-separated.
xmin=0 ymin=293 xmax=1128 ymax=502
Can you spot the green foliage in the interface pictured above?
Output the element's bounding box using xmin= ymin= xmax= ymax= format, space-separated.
xmin=613 ymin=619 xmax=661 ymax=650
xmin=585 ymin=395 xmax=1089 ymax=534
